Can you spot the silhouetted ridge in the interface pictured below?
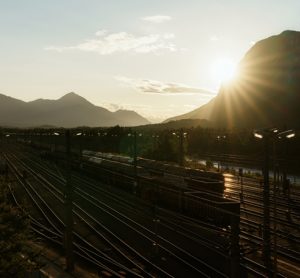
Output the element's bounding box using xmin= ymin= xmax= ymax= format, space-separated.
xmin=0 ymin=93 xmax=150 ymax=127
xmin=59 ymin=92 xmax=87 ymax=101
xmin=164 ymin=30 xmax=300 ymax=129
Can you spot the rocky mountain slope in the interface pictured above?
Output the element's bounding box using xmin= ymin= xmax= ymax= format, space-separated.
xmin=165 ymin=30 xmax=300 ymax=129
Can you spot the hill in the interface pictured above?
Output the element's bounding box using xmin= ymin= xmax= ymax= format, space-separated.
xmin=0 ymin=92 xmax=150 ymax=128
xmin=165 ymin=30 xmax=300 ymax=129
xmin=138 ymin=118 xmax=212 ymax=131
xmin=163 ymin=98 xmax=215 ymax=123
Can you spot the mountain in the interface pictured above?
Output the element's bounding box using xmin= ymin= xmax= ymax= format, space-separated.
xmin=0 ymin=92 xmax=150 ymax=127
xmin=163 ymin=98 xmax=215 ymax=123
xmin=139 ymin=119 xmax=212 ymax=132
xmin=165 ymin=30 xmax=300 ymax=129
xmin=112 ymin=110 xmax=151 ymax=127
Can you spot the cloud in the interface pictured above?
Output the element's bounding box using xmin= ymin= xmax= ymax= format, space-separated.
xmin=115 ymin=76 xmax=215 ymax=95
xmin=45 ymin=31 xmax=176 ymax=55
xmin=100 ymin=103 xmax=121 ymax=111
xmin=183 ymin=104 xmax=197 ymax=109
xmin=141 ymin=15 xmax=172 ymax=23
xmin=95 ymin=29 xmax=108 ymax=36
xmin=99 ymin=101 xmax=152 ymax=112
xmin=210 ymin=35 xmax=220 ymax=41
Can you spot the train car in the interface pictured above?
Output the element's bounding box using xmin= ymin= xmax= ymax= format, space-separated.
xmin=34 ymin=146 xmax=234 ymax=226
xmin=40 ymin=148 xmax=237 ymax=227
xmin=183 ymin=191 xmax=239 ymax=226
xmin=83 ymin=151 xmax=224 ymax=194
xmin=83 ymin=150 xmax=133 ymax=164
xmin=138 ymin=157 xmax=224 ymax=181
xmin=81 ymin=158 xmax=136 ymax=193
xmin=138 ymin=175 xmax=238 ymax=227
xmin=184 ymin=177 xmax=224 ymax=195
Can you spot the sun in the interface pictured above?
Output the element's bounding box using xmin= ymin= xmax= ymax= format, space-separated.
xmin=211 ymin=58 xmax=238 ymax=86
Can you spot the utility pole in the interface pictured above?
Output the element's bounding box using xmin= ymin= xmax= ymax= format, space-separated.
xmin=75 ymin=132 xmax=83 ymax=166
xmin=283 ymin=139 xmax=291 ymax=219
xmin=254 ymin=128 xmax=295 ymax=277
xmin=280 ymin=130 xmax=296 ymax=220
xmin=273 ymin=163 xmax=279 ymax=277
xmin=133 ymin=131 xmax=137 ymax=176
xmin=179 ymin=129 xmax=184 ymax=166
xmin=239 ymin=168 xmax=244 ymax=203
xmin=263 ymin=135 xmax=272 ymax=276
xmin=152 ymin=182 xmax=160 ymax=258
xmin=230 ymin=213 xmax=240 ymax=278
xmin=64 ymin=130 xmax=74 ymax=272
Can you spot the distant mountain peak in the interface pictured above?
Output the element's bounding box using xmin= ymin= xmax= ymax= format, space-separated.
xmin=58 ymin=92 xmax=93 ymax=106
xmin=0 ymin=93 xmax=26 ymax=104
xmin=59 ymin=92 xmax=85 ymax=100
xmin=113 ymin=109 xmax=150 ymax=125
xmin=280 ymin=30 xmax=299 ymax=35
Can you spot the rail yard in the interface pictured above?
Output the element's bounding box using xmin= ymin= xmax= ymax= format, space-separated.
xmin=1 ymin=134 xmax=300 ymax=277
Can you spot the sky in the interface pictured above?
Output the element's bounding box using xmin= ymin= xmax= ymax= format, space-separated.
xmin=0 ymin=1 xmax=299 ymax=122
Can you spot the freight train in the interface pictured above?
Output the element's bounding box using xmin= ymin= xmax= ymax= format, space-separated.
xmin=82 ymin=150 xmax=225 ymax=195
xmin=80 ymin=151 xmax=239 ymax=227
xmin=20 ymin=140 xmax=239 ymax=227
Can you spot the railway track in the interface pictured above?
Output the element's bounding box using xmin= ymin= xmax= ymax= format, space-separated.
xmin=3 ymin=142 xmax=300 ymax=277
xmin=224 ymin=174 xmax=300 ymax=277
xmin=4 ymin=147 xmax=233 ymax=277
xmin=5 ymin=153 xmax=163 ymax=277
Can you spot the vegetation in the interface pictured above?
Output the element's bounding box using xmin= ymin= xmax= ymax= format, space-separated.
xmin=2 ymin=125 xmax=300 ymax=173
xmin=205 ymin=159 xmax=214 ymax=170
xmin=0 ymin=179 xmax=41 ymax=277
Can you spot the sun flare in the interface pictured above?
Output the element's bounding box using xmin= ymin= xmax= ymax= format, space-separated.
xmin=211 ymin=58 xmax=238 ymax=86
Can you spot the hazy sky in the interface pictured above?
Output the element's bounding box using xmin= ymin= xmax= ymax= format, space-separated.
xmin=1 ymin=1 xmax=299 ymax=122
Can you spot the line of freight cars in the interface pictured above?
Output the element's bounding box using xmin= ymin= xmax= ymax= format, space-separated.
xmin=25 ymin=140 xmax=239 ymax=227
xmin=82 ymin=150 xmax=225 ymax=195
xmin=31 ymin=140 xmax=225 ymax=195
xmin=24 ymin=139 xmax=224 ymax=193
xmin=78 ymin=151 xmax=239 ymax=227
